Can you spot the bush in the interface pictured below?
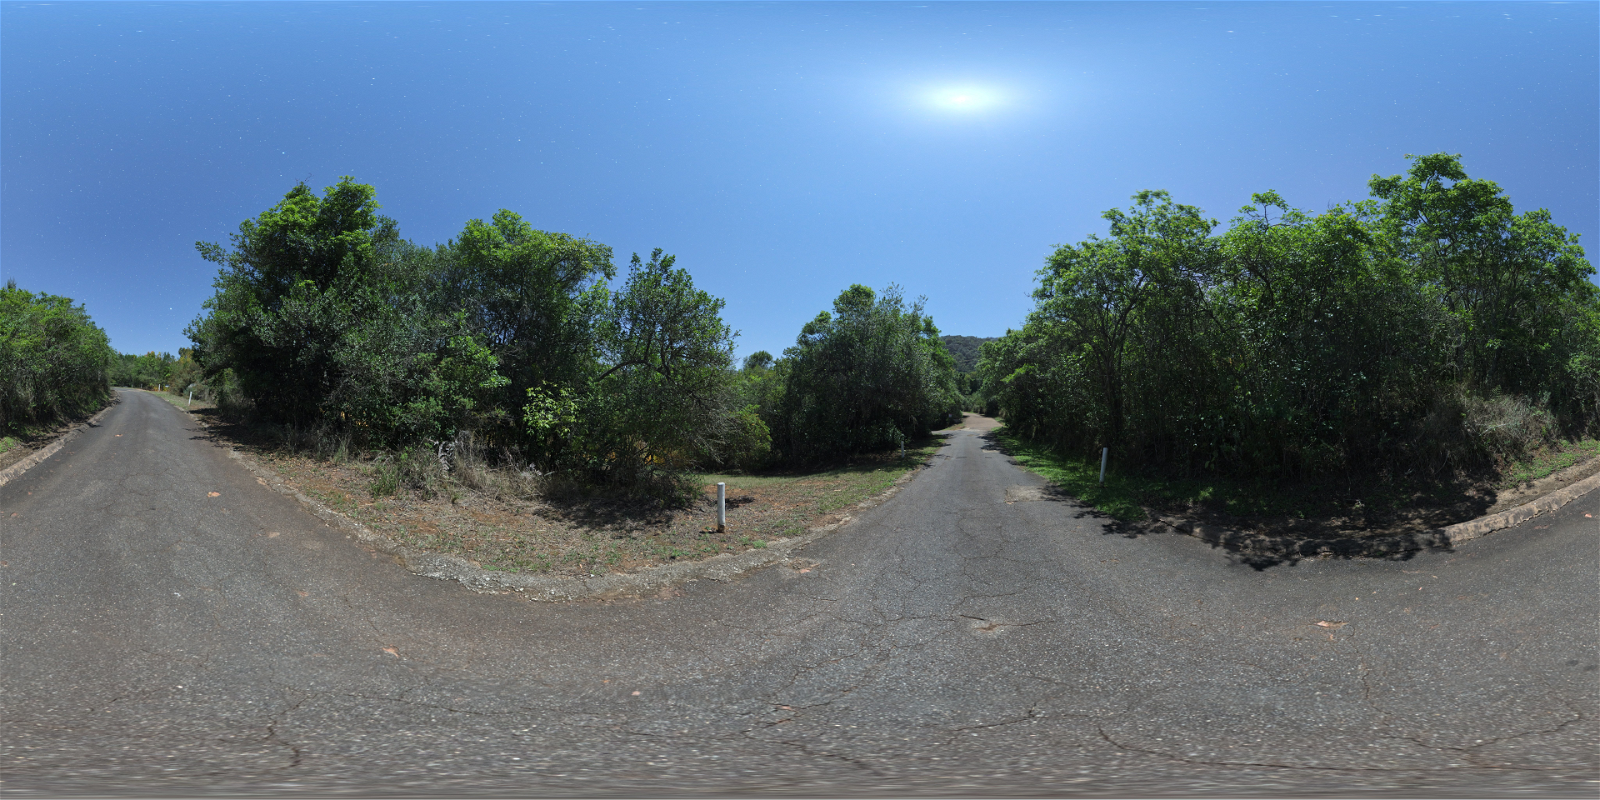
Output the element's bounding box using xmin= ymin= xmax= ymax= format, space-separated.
xmin=979 ymin=155 xmax=1597 ymax=482
xmin=765 ymin=284 xmax=961 ymax=465
xmin=0 ymin=280 xmax=115 ymax=434
xmin=188 ymin=180 xmax=741 ymax=500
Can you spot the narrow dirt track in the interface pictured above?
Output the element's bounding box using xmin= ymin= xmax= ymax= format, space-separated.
xmin=2 ymin=389 xmax=1595 ymax=796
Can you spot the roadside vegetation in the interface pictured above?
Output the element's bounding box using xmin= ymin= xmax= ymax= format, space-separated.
xmin=225 ymin=430 xmax=941 ymax=577
xmin=998 ymin=428 xmax=1598 ymax=540
xmin=942 ymin=335 xmax=1000 ymax=417
xmin=978 ymin=154 xmax=1600 ymax=531
xmin=108 ymin=349 xmax=205 ymax=395
xmin=0 ymin=279 xmax=115 ymax=439
xmin=178 ymin=178 xmax=961 ymax=570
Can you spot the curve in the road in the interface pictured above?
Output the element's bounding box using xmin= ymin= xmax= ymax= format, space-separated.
xmin=3 ymin=389 xmax=1595 ymax=796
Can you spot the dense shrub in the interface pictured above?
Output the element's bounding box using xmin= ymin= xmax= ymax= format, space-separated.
xmin=0 ymin=280 xmax=115 ymax=434
xmin=546 ymin=249 xmax=740 ymax=490
xmin=188 ymin=179 xmax=738 ymax=496
xmin=763 ymin=284 xmax=962 ymax=465
xmin=168 ymin=349 xmax=206 ymax=398
xmin=979 ymin=154 xmax=1599 ymax=481
xmin=186 ymin=178 xmax=491 ymax=442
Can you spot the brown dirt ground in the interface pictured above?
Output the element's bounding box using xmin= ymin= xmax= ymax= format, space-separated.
xmin=190 ymin=408 xmax=938 ymax=578
xmin=957 ymin=412 xmax=1002 ymax=432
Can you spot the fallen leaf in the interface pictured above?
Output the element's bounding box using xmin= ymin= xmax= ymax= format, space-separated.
xmin=799 ymin=568 xmax=812 ymax=574
xmin=266 ymin=531 xmax=279 ymax=538
xmin=207 ymin=492 xmax=220 ymax=497
xmin=296 ymin=590 xmax=308 ymax=597
xmin=1315 ymin=621 xmax=1347 ymax=629
xmin=115 ymin=434 xmax=122 ymax=437
xmin=1587 ymin=513 xmax=1593 ymax=518
xmin=382 ymin=647 xmax=397 ymax=656
xmin=631 ymin=691 xmax=641 ymax=696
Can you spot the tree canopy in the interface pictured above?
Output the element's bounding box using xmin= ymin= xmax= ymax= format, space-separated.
xmin=978 ymin=154 xmax=1598 ymax=480
xmin=0 ymin=280 xmax=114 ymax=435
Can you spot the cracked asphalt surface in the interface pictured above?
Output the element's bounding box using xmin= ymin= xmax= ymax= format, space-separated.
xmin=2 ymin=389 xmax=1596 ymax=796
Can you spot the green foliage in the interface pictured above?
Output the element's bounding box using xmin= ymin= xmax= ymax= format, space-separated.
xmin=766 ymin=284 xmax=962 ymax=464
xmin=188 ymin=178 xmax=509 ymax=444
xmin=188 ymin=180 xmax=749 ymax=498
xmin=436 ymin=209 xmax=615 ymax=454
xmin=981 ymin=154 xmax=1598 ymax=482
xmin=109 ymin=351 xmax=177 ymax=389
xmin=169 ymin=349 xmax=205 ymax=396
xmin=1368 ymin=153 xmax=1599 ymax=415
xmin=561 ymin=249 xmax=739 ymax=489
xmin=0 ymin=280 xmax=115 ymax=434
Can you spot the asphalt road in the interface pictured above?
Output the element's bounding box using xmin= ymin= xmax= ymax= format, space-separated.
xmin=2 ymin=389 xmax=1596 ymax=797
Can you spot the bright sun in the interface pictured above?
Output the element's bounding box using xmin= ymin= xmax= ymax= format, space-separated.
xmin=927 ymin=85 xmax=1000 ymax=112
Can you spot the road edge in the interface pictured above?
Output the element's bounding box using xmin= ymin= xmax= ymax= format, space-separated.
xmin=0 ymin=398 xmax=119 ymax=488
xmin=221 ymin=437 xmax=929 ymax=600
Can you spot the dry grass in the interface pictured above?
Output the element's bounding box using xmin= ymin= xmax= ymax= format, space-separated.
xmin=149 ymin=388 xmax=216 ymax=413
xmin=195 ymin=407 xmax=939 ymax=577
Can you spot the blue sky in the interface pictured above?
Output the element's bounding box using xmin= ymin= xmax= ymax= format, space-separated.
xmin=3 ymin=1 xmax=1596 ymax=359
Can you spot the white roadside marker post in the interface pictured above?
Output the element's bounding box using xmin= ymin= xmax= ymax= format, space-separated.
xmin=1100 ymin=447 xmax=1108 ymax=484
xmin=187 ymin=389 xmax=193 ymax=407
xmin=717 ymin=482 xmax=726 ymax=532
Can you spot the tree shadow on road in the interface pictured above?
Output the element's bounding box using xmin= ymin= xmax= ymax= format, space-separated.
xmin=978 ymin=429 xmax=1456 ymax=571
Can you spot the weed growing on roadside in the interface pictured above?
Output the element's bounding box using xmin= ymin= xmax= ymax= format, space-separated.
xmin=1501 ymin=439 xmax=1600 ymax=487
xmin=370 ymin=460 xmax=400 ymax=498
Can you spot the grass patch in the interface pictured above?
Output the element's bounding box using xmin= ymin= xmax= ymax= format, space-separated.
xmin=1501 ymin=438 xmax=1600 ymax=487
xmin=147 ymin=388 xmax=215 ymax=412
xmin=995 ymin=431 xmax=1157 ymax=522
xmin=0 ymin=436 xmax=18 ymax=456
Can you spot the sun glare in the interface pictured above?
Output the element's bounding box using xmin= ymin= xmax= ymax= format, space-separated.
xmin=925 ymin=85 xmax=1003 ymax=113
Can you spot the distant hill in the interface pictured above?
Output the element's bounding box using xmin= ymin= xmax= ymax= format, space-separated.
xmin=940 ymin=335 xmax=998 ymax=374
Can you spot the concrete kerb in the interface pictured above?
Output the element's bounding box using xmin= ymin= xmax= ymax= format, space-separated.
xmin=1159 ymin=469 xmax=1600 ymax=560
xmin=226 ymin=445 xmax=926 ymax=600
xmin=0 ymin=400 xmax=119 ymax=488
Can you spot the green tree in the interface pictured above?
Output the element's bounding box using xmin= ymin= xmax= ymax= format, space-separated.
xmin=1030 ymin=190 xmax=1217 ymax=449
xmin=434 ymin=209 xmax=615 ymax=428
xmin=578 ymin=249 xmax=738 ymax=486
xmin=771 ymin=284 xmax=960 ymax=464
xmin=189 ymin=177 xmax=403 ymax=423
xmin=1370 ymin=153 xmax=1596 ymax=395
xmin=983 ymin=154 xmax=1596 ymax=483
xmin=188 ymin=179 xmax=505 ymax=442
xmin=0 ymin=281 xmax=114 ymax=434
